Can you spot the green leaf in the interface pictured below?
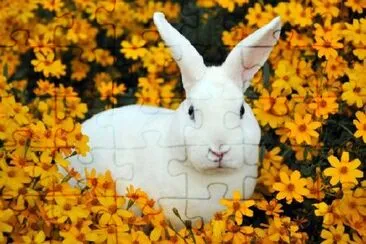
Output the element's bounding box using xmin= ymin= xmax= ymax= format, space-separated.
xmin=3 ymin=63 xmax=8 ymax=78
xmin=262 ymin=62 xmax=270 ymax=89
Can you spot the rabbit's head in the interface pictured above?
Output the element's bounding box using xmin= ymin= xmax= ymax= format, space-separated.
xmin=153 ymin=13 xmax=281 ymax=173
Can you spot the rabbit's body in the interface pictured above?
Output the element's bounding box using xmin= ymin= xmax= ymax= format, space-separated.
xmin=68 ymin=12 xmax=281 ymax=226
xmin=71 ymin=101 xmax=259 ymax=225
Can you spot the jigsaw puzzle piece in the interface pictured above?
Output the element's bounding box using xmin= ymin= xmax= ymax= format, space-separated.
xmin=168 ymin=159 xmax=258 ymax=199
xmin=184 ymin=183 xmax=228 ymax=221
xmin=157 ymin=184 xmax=227 ymax=229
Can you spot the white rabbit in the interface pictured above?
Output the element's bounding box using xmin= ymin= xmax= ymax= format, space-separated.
xmin=68 ymin=12 xmax=281 ymax=227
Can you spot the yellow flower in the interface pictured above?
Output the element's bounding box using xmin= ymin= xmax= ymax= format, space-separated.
xmin=59 ymin=220 xmax=99 ymax=244
xmin=216 ymin=0 xmax=235 ymax=12
xmin=345 ymin=0 xmax=366 ymax=13
xmin=142 ymin=43 xmax=172 ymax=73
xmin=313 ymin=201 xmax=343 ymax=227
xmin=220 ymin=190 xmax=255 ymax=224
xmin=259 ymin=165 xmax=291 ymax=193
xmin=256 ymin=199 xmax=283 ymax=216
xmin=41 ymin=0 xmax=64 ymax=11
xmin=92 ymin=189 xmax=133 ymax=227
xmin=222 ymin=23 xmax=253 ymax=47
xmin=71 ymin=60 xmax=90 ymax=81
xmin=353 ymin=111 xmax=366 ymax=143
xmin=0 ymin=159 xmax=31 ymax=191
xmin=97 ymin=81 xmax=126 ymax=104
xmin=339 ymin=188 xmax=366 ymax=220
xmin=272 ymin=60 xmax=304 ymax=95
xmin=196 ymin=0 xmax=216 ymax=8
xmin=305 ymin=176 xmax=325 ymax=201
xmin=94 ymin=49 xmax=114 ymax=67
xmin=273 ymin=170 xmax=309 ymax=204
xmin=320 ymin=224 xmax=350 ymax=244
xmin=211 ymin=212 xmax=226 ymax=242
xmin=323 ymin=151 xmax=363 ymax=186
xmin=344 ymin=19 xmax=365 ymax=45
xmin=285 ymin=113 xmax=322 ymax=145
xmin=92 ymin=224 xmax=130 ymax=243
xmin=262 ymin=146 xmax=283 ymax=169
xmin=291 ymin=4 xmax=313 ymax=27
xmin=351 ymin=232 xmax=366 ymax=244
xmin=253 ymin=89 xmax=290 ymax=129
xmin=126 ymin=185 xmax=148 ymax=208
xmin=149 ymin=213 xmax=170 ymax=241
xmin=245 ymin=3 xmax=272 ymax=27
xmin=0 ymin=208 xmax=13 ymax=241
xmin=121 ymin=35 xmax=147 ymax=60
xmin=67 ymin=123 xmax=90 ymax=156
xmin=313 ymin=34 xmax=343 ymax=60
xmin=31 ymin=50 xmax=66 ymax=78
xmin=47 ymin=196 xmax=89 ymax=224
xmin=130 ymin=229 xmax=151 ymax=244
xmin=308 ymin=91 xmax=339 ymax=119
xmin=267 ymin=216 xmax=302 ymax=243
xmin=223 ymin=221 xmax=254 ymax=243
xmin=312 ymin=0 xmax=340 ymax=19
xmin=21 ymin=230 xmax=48 ymax=244
xmin=274 ymin=2 xmax=293 ymax=23
xmin=94 ymin=170 xmax=116 ymax=194
xmin=323 ymin=57 xmax=347 ymax=79
xmin=341 ymin=79 xmax=366 ymax=108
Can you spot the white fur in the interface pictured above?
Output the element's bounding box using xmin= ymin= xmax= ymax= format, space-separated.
xmin=68 ymin=12 xmax=281 ymax=227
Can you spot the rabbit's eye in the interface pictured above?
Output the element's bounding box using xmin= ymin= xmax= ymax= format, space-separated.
xmin=188 ymin=105 xmax=195 ymax=120
xmin=240 ymin=104 xmax=245 ymax=119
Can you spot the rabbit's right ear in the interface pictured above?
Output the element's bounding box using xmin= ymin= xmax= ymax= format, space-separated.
xmin=222 ymin=17 xmax=281 ymax=92
xmin=153 ymin=12 xmax=206 ymax=92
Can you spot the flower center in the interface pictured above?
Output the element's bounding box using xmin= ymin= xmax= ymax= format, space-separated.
xmin=76 ymin=234 xmax=85 ymax=241
xmin=232 ymin=225 xmax=241 ymax=233
xmin=90 ymin=178 xmax=98 ymax=187
xmin=339 ymin=166 xmax=348 ymax=174
xmin=287 ymin=184 xmax=295 ymax=192
xmin=107 ymin=226 xmax=115 ymax=234
xmin=333 ymin=234 xmax=342 ymax=241
xmin=91 ymin=199 xmax=99 ymax=206
xmin=102 ymin=182 xmax=111 ymax=189
xmin=298 ymin=124 xmax=307 ymax=132
xmin=75 ymin=133 xmax=82 ymax=141
xmin=323 ymin=41 xmax=332 ymax=48
xmin=354 ymin=87 xmax=361 ymax=93
xmin=214 ymin=213 xmax=223 ymax=221
xmin=349 ymin=201 xmax=357 ymax=209
xmin=320 ymin=100 xmax=327 ymax=108
xmin=7 ymin=170 xmax=16 ymax=178
xmin=63 ymin=203 xmax=72 ymax=211
xmin=233 ymin=202 xmax=241 ymax=211
xmin=108 ymin=204 xmax=117 ymax=213
xmin=18 ymin=187 xmax=27 ymax=195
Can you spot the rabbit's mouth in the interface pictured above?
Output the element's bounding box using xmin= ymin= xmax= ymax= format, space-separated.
xmin=206 ymin=148 xmax=236 ymax=171
xmin=207 ymin=148 xmax=230 ymax=163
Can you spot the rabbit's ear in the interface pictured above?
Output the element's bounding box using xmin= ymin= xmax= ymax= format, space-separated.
xmin=222 ymin=17 xmax=281 ymax=91
xmin=153 ymin=12 xmax=206 ymax=92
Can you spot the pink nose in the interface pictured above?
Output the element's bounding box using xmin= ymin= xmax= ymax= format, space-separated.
xmin=209 ymin=148 xmax=228 ymax=158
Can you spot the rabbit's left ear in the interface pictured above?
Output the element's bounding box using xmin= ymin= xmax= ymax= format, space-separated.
xmin=154 ymin=12 xmax=206 ymax=92
xmin=222 ymin=17 xmax=281 ymax=91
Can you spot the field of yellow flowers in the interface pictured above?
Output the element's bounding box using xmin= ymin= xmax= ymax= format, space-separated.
xmin=0 ymin=0 xmax=365 ymax=243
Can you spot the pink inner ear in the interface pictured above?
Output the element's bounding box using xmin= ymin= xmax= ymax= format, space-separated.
xmin=222 ymin=17 xmax=281 ymax=89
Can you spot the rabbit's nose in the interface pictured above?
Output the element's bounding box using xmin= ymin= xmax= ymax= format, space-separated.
xmin=208 ymin=147 xmax=230 ymax=158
